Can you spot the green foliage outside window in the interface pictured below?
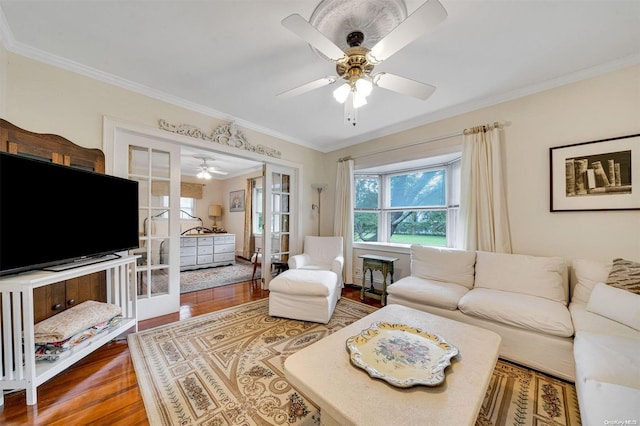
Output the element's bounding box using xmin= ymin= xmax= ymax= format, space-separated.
xmin=389 ymin=170 xmax=445 ymax=207
xmin=354 ymin=212 xmax=378 ymax=242
xmin=355 ymin=177 xmax=379 ymax=209
xmin=354 ymin=169 xmax=450 ymax=247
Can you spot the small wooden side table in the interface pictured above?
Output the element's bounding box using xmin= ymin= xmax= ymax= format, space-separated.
xmin=359 ymin=254 xmax=398 ymax=306
xmin=271 ymin=261 xmax=289 ymax=276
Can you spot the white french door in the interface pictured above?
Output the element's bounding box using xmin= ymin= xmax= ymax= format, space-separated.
xmin=262 ymin=163 xmax=298 ymax=289
xmin=110 ymin=127 xmax=181 ymax=320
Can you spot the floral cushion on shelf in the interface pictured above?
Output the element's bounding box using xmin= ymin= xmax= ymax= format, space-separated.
xmin=606 ymin=258 xmax=640 ymax=295
xmin=35 ymin=316 xmax=122 ymax=361
xmin=33 ymin=300 xmax=122 ymax=344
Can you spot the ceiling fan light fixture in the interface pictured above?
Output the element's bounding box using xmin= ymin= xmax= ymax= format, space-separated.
xmin=333 ymin=83 xmax=350 ymax=103
xmin=355 ymin=77 xmax=373 ymax=97
xmin=194 ymin=155 xmax=228 ymax=179
xmin=197 ymin=170 xmax=212 ymax=180
xmin=353 ymin=90 xmax=368 ymax=109
xmin=281 ymin=0 xmax=447 ymax=126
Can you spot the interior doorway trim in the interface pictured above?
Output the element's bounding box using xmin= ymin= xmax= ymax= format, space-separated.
xmin=103 ymin=115 xmax=304 ymax=285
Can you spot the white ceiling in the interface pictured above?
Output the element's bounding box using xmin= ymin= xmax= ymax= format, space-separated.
xmin=180 ymin=146 xmax=262 ymax=180
xmin=1 ymin=0 xmax=639 ymax=160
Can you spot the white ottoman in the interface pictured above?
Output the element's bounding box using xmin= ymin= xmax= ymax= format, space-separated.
xmin=268 ymin=269 xmax=341 ymax=323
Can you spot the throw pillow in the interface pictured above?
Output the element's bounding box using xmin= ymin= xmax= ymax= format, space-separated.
xmin=586 ymin=282 xmax=640 ymax=331
xmin=474 ymin=251 xmax=567 ymax=303
xmin=410 ymin=245 xmax=476 ymax=289
xmin=571 ymin=258 xmax=612 ymax=304
xmin=606 ymin=258 xmax=640 ymax=295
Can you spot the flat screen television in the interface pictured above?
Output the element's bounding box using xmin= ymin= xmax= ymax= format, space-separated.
xmin=0 ymin=151 xmax=139 ymax=276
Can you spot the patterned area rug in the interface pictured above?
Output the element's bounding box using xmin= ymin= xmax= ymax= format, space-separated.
xmin=145 ymin=260 xmax=258 ymax=294
xmin=180 ymin=260 xmax=258 ymax=294
xmin=478 ymin=360 xmax=581 ymax=426
xmin=128 ymin=299 xmax=580 ymax=426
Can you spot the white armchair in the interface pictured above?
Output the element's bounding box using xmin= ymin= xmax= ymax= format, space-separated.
xmin=288 ymin=236 xmax=344 ymax=286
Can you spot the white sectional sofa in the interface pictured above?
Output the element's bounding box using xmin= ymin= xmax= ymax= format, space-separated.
xmin=386 ymin=245 xmax=640 ymax=425
xmin=569 ymin=258 xmax=640 ymax=425
xmin=386 ymin=245 xmax=576 ymax=381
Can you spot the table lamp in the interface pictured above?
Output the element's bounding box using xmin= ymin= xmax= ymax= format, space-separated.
xmin=208 ymin=204 xmax=222 ymax=230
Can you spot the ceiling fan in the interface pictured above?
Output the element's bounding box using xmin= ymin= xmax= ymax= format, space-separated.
xmin=278 ymin=0 xmax=448 ymax=126
xmin=195 ymin=156 xmax=228 ymax=179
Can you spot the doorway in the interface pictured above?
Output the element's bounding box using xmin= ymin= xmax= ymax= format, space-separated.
xmin=105 ymin=117 xmax=300 ymax=319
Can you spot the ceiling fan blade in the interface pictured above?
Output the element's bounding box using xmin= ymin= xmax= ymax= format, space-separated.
xmin=367 ymin=0 xmax=447 ymax=64
xmin=210 ymin=169 xmax=228 ymax=176
xmin=282 ymin=14 xmax=346 ymax=62
xmin=373 ymin=73 xmax=436 ymax=100
xmin=277 ymin=76 xmax=337 ymax=98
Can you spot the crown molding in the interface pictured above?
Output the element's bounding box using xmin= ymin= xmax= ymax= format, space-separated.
xmin=0 ymin=10 xmax=321 ymax=154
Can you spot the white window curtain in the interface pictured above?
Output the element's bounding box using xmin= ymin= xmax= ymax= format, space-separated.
xmin=333 ymin=158 xmax=354 ymax=284
xmin=458 ymin=125 xmax=512 ymax=253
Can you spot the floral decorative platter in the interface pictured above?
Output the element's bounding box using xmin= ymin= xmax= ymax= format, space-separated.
xmin=345 ymin=322 xmax=459 ymax=388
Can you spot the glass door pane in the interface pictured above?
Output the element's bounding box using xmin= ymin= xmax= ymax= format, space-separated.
xmin=112 ymin=128 xmax=180 ymax=320
xmin=131 ymin=148 xmax=173 ymax=299
xmin=263 ymin=164 xmax=297 ymax=288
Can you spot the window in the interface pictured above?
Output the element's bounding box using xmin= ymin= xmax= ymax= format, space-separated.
xmin=179 ymin=197 xmax=195 ymax=218
xmin=159 ymin=196 xmax=195 ymax=218
xmin=354 ymin=156 xmax=460 ymax=247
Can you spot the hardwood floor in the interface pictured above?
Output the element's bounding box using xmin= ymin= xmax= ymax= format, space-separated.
xmin=0 ymin=282 xmax=379 ymax=425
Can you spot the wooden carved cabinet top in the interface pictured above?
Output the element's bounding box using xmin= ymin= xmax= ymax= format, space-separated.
xmin=0 ymin=119 xmax=105 ymax=172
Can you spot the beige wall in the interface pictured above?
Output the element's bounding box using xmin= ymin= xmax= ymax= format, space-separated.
xmin=4 ymin=52 xmax=324 ymax=239
xmin=180 ymin=176 xmax=222 ymax=229
xmin=183 ymin=171 xmax=261 ymax=256
xmin=221 ymin=170 xmax=262 ymax=256
xmin=328 ymin=65 xmax=640 ymax=281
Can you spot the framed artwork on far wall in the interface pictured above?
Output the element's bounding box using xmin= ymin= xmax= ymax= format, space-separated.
xmin=550 ymin=133 xmax=640 ymax=211
xmin=230 ymin=190 xmax=245 ymax=212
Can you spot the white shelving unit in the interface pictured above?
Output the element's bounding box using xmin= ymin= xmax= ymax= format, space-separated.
xmin=0 ymin=255 xmax=138 ymax=406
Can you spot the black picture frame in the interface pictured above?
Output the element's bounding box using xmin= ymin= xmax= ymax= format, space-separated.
xmin=550 ymin=134 xmax=640 ymax=211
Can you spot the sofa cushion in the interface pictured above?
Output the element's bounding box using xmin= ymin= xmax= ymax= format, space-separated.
xmin=570 ymin=302 xmax=640 ymax=339
xmin=574 ymin=331 xmax=640 ymax=390
xmin=410 ymin=245 xmax=476 ymax=289
xmin=577 ymin=380 xmax=640 ymax=425
xmin=386 ymin=276 xmax=469 ymax=310
xmin=586 ymin=282 xmax=640 ymax=331
xmin=458 ymin=288 xmax=574 ymax=337
xmin=571 ymin=258 xmax=612 ymax=304
xmin=474 ymin=251 xmax=567 ymax=303
xmin=606 ymin=257 xmax=640 ymax=294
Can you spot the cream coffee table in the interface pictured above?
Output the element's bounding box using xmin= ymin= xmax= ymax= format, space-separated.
xmin=284 ymin=304 xmax=501 ymax=426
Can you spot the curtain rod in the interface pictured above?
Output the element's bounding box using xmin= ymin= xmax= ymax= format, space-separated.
xmin=339 ymin=130 xmax=462 ymax=162
xmin=463 ymin=121 xmax=505 ymax=135
xmin=338 ymin=121 xmax=509 ymax=162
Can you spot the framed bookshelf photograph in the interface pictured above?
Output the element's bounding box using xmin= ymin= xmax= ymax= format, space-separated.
xmin=550 ymin=134 xmax=640 ymax=211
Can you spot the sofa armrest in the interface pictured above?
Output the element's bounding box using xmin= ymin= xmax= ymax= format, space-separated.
xmin=331 ymin=255 xmax=344 ymax=275
xmin=288 ymin=254 xmax=311 ymax=269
